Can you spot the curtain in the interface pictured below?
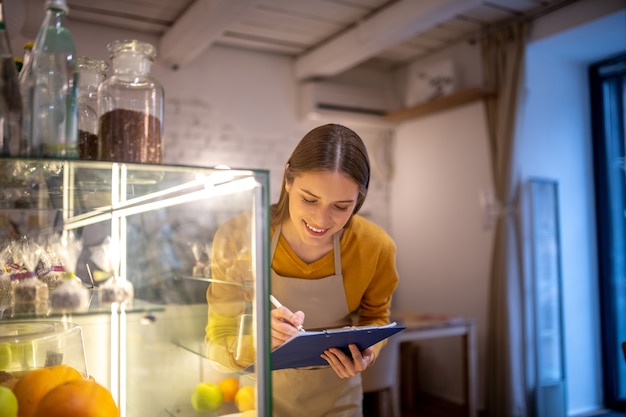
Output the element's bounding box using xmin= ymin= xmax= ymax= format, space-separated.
xmin=481 ymin=21 xmax=532 ymax=417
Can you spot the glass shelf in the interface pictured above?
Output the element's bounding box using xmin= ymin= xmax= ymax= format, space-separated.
xmin=164 ymin=404 xmax=240 ymax=416
xmin=1 ymin=295 xmax=165 ymax=320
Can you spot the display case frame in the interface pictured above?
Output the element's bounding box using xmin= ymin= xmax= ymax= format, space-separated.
xmin=0 ymin=158 xmax=272 ymax=417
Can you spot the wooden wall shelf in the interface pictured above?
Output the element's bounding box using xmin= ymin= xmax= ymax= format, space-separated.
xmin=384 ymin=87 xmax=495 ymax=122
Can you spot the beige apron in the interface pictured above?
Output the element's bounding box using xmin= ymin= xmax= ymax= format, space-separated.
xmin=271 ymin=225 xmax=363 ymax=417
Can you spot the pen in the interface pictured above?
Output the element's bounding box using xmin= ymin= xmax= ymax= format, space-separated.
xmin=270 ymin=295 xmax=305 ymax=332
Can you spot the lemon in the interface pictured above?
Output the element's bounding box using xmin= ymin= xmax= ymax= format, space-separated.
xmin=0 ymin=385 xmax=18 ymax=417
xmin=235 ymin=385 xmax=255 ymax=412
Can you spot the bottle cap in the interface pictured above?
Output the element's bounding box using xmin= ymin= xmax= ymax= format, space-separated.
xmin=45 ymin=0 xmax=69 ymax=13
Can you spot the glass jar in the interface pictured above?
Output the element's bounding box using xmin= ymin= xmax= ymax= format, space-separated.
xmin=0 ymin=321 xmax=88 ymax=378
xmin=77 ymin=56 xmax=107 ymax=160
xmin=97 ymin=40 xmax=163 ymax=163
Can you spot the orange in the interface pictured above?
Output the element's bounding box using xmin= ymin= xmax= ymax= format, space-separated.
xmin=218 ymin=377 xmax=239 ymax=402
xmin=12 ymin=364 xmax=83 ymax=417
xmin=33 ymin=378 xmax=119 ymax=417
xmin=235 ymin=385 xmax=255 ymax=412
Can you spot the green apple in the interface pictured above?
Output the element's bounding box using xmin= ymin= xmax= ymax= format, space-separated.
xmin=0 ymin=386 xmax=18 ymax=417
xmin=190 ymin=382 xmax=223 ymax=412
xmin=0 ymin=343 xmax=11 ymax=370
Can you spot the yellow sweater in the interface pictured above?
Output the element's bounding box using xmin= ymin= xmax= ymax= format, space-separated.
xmin=205 ymin=213 xmax=399 ymax=370
xmin=272 ymin=215 xmax=399 ymax=327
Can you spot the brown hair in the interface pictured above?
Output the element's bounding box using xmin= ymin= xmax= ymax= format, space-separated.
xmin=271 ymin=124 xmax=370 ymax=227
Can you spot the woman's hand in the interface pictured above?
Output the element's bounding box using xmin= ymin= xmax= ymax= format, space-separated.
xmin=271 ymin=306 xmax=305 ymax=350
xmin=321 ymin=345 xmax=375 ymax=378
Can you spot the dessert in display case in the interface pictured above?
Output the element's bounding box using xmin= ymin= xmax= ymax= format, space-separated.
xmin=0 ymin=158 xmax=272 ymax=417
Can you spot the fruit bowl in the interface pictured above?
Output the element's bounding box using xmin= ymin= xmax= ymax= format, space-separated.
xmin=0 ymin=321 xmax=88 ymax=378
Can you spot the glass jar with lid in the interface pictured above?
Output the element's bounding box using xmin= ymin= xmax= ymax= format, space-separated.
xmin=77 ymin=56 xmax=107 ymax=160
xmin=97 ymin=39 xmax=163 ymax=163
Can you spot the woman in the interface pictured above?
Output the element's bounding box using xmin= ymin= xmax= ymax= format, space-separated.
xmin=206 ymin=123 xmax=399 ymax=416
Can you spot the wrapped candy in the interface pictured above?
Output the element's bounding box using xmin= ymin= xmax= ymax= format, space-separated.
xmin=47 ymin=233 xmax=89 ymax=312
xmin=90 ymin=237 xmax=133 ymax=306
xmin=11 ymin=237 xmax=48 ymax=315
xmin=98 ymin=277 xmax=133 ymax=305
xmin=50 ymin=278 xmax=89 ymax=312
xmin=38 ymin=237 xmax=66 ymax=290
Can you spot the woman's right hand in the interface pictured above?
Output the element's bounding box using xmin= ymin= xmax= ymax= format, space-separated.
xmin=271 ymin=306 xmax=305 ymax=350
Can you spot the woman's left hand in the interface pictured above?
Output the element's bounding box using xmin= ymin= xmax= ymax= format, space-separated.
xmin=321 ymin=344 xmax=375 ymax=378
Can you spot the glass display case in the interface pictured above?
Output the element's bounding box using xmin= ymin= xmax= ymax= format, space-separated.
xmin=0 ymin=158 xmax=271 ymax=417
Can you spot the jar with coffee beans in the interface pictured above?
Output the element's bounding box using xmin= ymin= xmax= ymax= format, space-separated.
xmin=97 ymin=40 xmax=164 ymax=164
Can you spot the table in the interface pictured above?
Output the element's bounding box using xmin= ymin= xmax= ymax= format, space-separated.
xmin=390 ymin=311 xmax=477 ymax=417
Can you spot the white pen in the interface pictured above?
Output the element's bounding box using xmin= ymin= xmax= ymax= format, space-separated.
xmin=270 ymin=295 xmax=305 ymax=332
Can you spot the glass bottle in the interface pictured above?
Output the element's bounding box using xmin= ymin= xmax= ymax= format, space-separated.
xmin=18 ymin=41 xmax=33 ymax=156
xmin=0 ymin=4 xmax=23 ymax=156
xmin=28 ymin=0 xmax=78 ymax=158
xmin=98 ymin=39 xmax=163 ymax=163
xmin=77 ymin=56 xmax=107 ymax=160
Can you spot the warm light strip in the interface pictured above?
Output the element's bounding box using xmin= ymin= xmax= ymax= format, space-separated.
xmin=109 ymin=169 xmax=248 ymax=210
xmin=110 ymin=176 xmax=206 ymax=210
xmin=118 ymin=166 xmax=128 ymax=282
xmin=110 ymin=303 xmax=120 ymax=408
xmin=119 ymin=304 xmax=127 ymax=417
xmin=112 ymin=176 xmax=259 ymax=218
xmin=63 ymin=212 xmax=114 ymax=230
xmin=63 ymin=171 xmax=252 ymax=229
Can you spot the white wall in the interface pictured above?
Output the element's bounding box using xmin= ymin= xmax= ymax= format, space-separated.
xmin=390 ymin=0 xmax=625 ymax=413
xmin=391 ymin=100 xmax=493 ymax=404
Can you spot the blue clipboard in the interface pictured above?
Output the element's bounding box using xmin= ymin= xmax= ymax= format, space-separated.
xmin=271 ymin=322 xmax=405 ymax=370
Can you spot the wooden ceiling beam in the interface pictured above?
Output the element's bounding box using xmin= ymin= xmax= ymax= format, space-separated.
xmin=294 ymin=0 xmax=483 ymax=81
xmin=158 ymin=0 xmax=258 ymax=70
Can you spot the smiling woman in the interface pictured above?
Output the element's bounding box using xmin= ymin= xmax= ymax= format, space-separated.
xmin=205 ymin=124 xmax=399 ymax=417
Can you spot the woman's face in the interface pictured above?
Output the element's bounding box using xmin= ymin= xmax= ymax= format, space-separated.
xmin=285 ymin=171 xmax=359 ymax=246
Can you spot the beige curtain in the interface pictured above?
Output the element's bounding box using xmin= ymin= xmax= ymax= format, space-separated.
xmin=481 ymin=21 xmax=531 ymax=417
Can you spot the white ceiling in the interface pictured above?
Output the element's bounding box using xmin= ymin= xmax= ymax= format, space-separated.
xmin=16 ymin=0 xmax=572 ymax=80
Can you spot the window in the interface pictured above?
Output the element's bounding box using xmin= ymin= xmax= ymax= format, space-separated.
xmin=590 ymin=52 xmax=626 ymax=411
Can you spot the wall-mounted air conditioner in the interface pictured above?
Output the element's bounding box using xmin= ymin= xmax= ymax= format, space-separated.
xmin=299 ymin=80 xmax=399 ymax=128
